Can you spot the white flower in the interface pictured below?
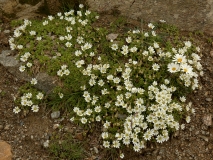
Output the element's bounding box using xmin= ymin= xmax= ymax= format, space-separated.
xmin=167 ymin=63 xmax=180 ymax=73
xmin=94 ymin=106 xmax=101 ymax=113
xmin=173 ymin=54 xmax=186 ymax=63
xmin=103 ymin=141 xmax=110 ymax=148
xmin=58 ymin=93 xmax=63 ymax=99
xmin=184 ymin=41 xmax=191 ymax=48
xmin=31 ymin=105 xmax=39 ymax=112
xmin=19 ymin=65 xmax=26 ymax=72
xmin=102 ymin=132 xmax=109 ymax=139
xmin=63 ymin=69 xmax=70 ymax=75
xmin=186 ymin=116 xmax=191 ymax=123
xmin=94 ymin=115 xmax=100 ymax=122
xmin=57 ymin=12 xmax=62 ymax=16
xmin=112 ymin=140 xmax=120 ymax=148
xmin=65 ymin=42 xmax=72 ymax=47
xmin=153 ymin=42 xmax=159 ymax=48
xmin=77 ymin=11 xmax=82 ymax=17
xmin=17 ymin=45 xmax=23 ymax=49
xmin=113 ymin=77 xmax=120 ymax=84
xmin=79 ymin=4 xmax=84 ymax=8
xmin=152 ymin=63 xmax=160 ymax=71
xmin=148 ymin=23 xmax=155 ymax=29
xmin=196 ymin=47 xmax=200 ymax=52
xmin=152 ymin=31 xmax=156 ymax=36
xmin=36 ymin=36 xmax=42 ymax=41
xmin=36 ymin=92 xmax=44 ymax=100
xmin=81 ymin=117 xmax=87 ymax=124
xmin=13 ymin=106 xmax=21 ymax=114
xmin=29 ymin=31 xmax=36 ymax=36
xmin=111 ymin=44 xmax=118 ymax=51
xmin=31 ymin=78 xmax=37 ymax=85
xmin=59 ymin=36 xmax=65 ymax=41
xmin=43 ymin=20 xmax=48 ymax=26
xmin=103 ymin=121 xmax=111 ymax=129
xmin=107 ymin=75 xmax=113 ymax=80
xmin=85 ymin=10 xmax=91 ymax=16
xmin=120 ymin=153 xmax=124 ymax=159
xmin=90 ymin=52 xmax=95 ymax=57
xmin=25 ymin=93 xmax=32 ymax=98
xmin=70 ymin=117 xmax=75 ymax=122
xmin=144 ymin=32 xmax=149 ymax=37
xmin=57 ymin=69 xmax=63 ymax=77
xmin=126 ymin=36 xmax=132 ymax=43
xmin=65 ymin=34 xmax=72 ymax=40
xmin=48 ymin=15 xmax=54 ymax=21
xmin=180 ymin=96 xmax=186 ymax=102
xmin=181 ymin=63 xmax=193 ymax=74
xmin=26 ymin=62 xmax=32 ymax=68
xmin=130 ymin=46 xmax=137 ymax=52
xmin=10 ymin=43 xmax=16 ymax=50
xmin=76 ymin=36 xmax=84 ymax=44
xmin=14 ymin=29 xmax=22 ymax=37
xmin=74 ymin=50 xmax=82 ymax=56
xmin=132 ymin=29 xmax=140 ymax=34
xmin=181 ymin=124 xmax=185 ymax=130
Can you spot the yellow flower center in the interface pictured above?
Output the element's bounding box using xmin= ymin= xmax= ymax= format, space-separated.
xmin=172 ymin=67 xmax=176 ymax=71
xmin=177 ymin=58 xmax=182 ymax=63
xmin=183 ymin=68 xmax=188 ymax=72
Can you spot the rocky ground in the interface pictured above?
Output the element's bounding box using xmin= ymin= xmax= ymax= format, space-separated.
xmin=0 ymin=5 xmax=213 ymax=160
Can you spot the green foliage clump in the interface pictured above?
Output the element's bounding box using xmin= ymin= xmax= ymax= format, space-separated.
xmin=10 ymin=4 xmax=203 ymax=159
xmin=49 ymin=133 xmax=85 ymax=160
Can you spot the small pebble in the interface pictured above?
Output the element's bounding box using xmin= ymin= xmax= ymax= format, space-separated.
xmin=53 ymin=124 xmax=60 ymax=130
xmin=198 ymin=135 xmax=208 ymax=142
xmin=51 ymin=111 xmax=60 ymax=119
xmin=93 ymin=147 xmax=99 ymax=154
xmin=3 ymin=30 xmax=10 ymax=34
xmin=205 ymin=98 xmax=212 ymax=102
xmin=4 ymin=124 xmax=10 ymax=130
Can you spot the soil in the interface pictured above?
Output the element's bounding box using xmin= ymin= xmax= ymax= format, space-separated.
xmin=0 ymin=13 xmax=213 ymax=160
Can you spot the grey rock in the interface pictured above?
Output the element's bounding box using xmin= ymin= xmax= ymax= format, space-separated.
xmin=87 ymin=0 xmax=213 ymax=34
xmin=0 ymin=50 xmax=58 ymax=93
xmin=51 ymin=111 xmax=60 ymax=119
xmin=0 ymin=50 xmax=19 ymax=67
xmin=106 ymin=33 xmax=119 ymax=41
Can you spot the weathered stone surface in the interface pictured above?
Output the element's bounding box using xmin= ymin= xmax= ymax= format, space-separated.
xmin=0 ymin=141 xmax=12 ymax=160
xmin=15 ymin=0 xmax=45 ymax=19
xmin=0 ymin=0 xmax=18 ymax=14
xmin=0 ymin=50 xmax=58 ymax=93
xmin=0 ymin=0 xmax=45 ymax=19
xmin=87 ymin=0 xmax=213 ymax=33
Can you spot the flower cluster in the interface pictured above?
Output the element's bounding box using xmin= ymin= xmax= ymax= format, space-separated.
xmin=10 ymin=4 xmax=203 ymax=158
xmin=13 ymin=91 xmax=44 ymax=114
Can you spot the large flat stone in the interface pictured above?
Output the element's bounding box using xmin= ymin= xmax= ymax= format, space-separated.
xmin=0 ymin=50 xmax=57 ymax=94
xmin=0 ymin=141 xmax=12 ymax=160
